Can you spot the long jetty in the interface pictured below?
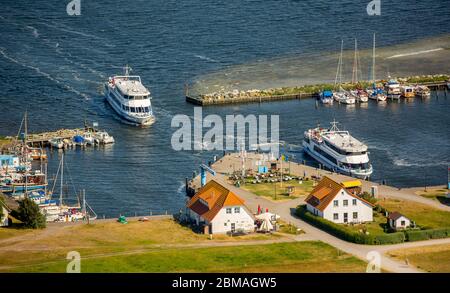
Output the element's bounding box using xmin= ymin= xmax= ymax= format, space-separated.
xmin=186 ymin=92 xmax=316 ymax=106
xmin=186 ymin=80 xmax=448 ymax=106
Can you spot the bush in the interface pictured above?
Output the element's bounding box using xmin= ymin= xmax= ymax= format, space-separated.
xmin=12 ymin=197 xmax=46 ymax=229
xmin=405 ymin=228 xmax=450 ymax=242
xmin=295 ymin=205 xmax=405 ymax=245
xmin=360 ymin=192 xmax=377 ymax=204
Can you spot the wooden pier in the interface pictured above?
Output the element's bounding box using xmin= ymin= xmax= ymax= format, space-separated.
xmin=26 ymin=128 xmax=85 ymax=146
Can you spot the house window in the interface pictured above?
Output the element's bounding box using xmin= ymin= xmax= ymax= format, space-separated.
xmin=333 ymin=213 xmax=338 ymax=220
xmin=353 ymin=212 xmax=358 ymax=219
xmin=352 ymin=199 xmax=357 ymax=206
xmin=333 ymin=200 xmax=338 ymax=207
xmin=234 ymin=207 xmax=240 ymax=213
xmin=224 ymin=223 xmax=227 ymax=226
xmin=343 ymin=200 xmax=348 ymax=207
xmin=401 ymin=220 xmax=405 ymax=226
xmin=226 ymin=208 xmax=232 ymax=214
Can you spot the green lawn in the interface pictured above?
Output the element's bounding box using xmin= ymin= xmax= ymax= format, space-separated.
xmin=343 ymin=211 xmax=388 ymax=236
xmin=416 ymin=188 xmax=449 ymax=205
xmin=388 ymin=244 xmax=450 ymax=273
xmin=6 ymin=241 xmax=367 ymax=273
xmin=241 ymin=178 xmax=315 ymax=201
xmin=378 ymin=198 xmax=450 ymax=229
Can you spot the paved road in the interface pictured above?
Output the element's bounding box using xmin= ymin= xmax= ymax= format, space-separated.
xmin=202 ymin=153 xmax=450 ymax=273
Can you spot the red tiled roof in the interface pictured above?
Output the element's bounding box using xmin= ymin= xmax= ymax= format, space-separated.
xmin=187 ymin=180 xmax=246 ymax=222
xmin=305 ymin=176 xmax=375 ymax=211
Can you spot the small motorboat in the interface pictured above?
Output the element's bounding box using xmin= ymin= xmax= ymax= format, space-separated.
xmin=400 ymin=85 xmax=415 ymax=98
xmin=73 ymin=135 xmax=87 ymax=147
xmin=415 ymin=85 xmax=431 ymax=98
xmin=49 ymin=137 xmax=64 ymax=149
xmin=94 ymin=131 xmax=115 ymax=144
xmin=351 ymin=89 xmax=368 ymax=103
xmin=28 ymin=147 xmax=47 ymax=161
xmin=319 ymin=90 xmax=334 ymax=104
xmin=82 ymin=132 xmax=95 ymax=145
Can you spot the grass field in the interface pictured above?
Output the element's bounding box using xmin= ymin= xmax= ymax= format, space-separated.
xmin=377 ymin=198 xmax=450 ymax=229
xmin=0 ymin=218 xmax=368 ymax=272
xmin=0 ymin=136 xmax=12 ymax=150
xmin=416 ymin=188 xmax=449 ymax=205
xmin=0 ymin=219 xmax=283 ymax=269
xmin=241 ymin=179 xmax=315 ymax=201
xmin=387 ymin=244 xmax=450 ymax=272
xmin=4 ymin=241 xmax=367 ymax=273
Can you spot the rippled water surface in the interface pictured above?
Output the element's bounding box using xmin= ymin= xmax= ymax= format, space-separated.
xmin=0 ymin=0 xmax=449 ymax=217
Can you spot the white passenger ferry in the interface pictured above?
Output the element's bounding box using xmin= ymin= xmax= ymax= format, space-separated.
xmin=303 ymin=121 xmax=373 ymax=179
xmin=105 ymin=65 xmax=155 ymax=126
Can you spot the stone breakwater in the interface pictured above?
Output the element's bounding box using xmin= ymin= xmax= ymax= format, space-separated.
xmin=186 ymin=74 xmax=449 ymax=106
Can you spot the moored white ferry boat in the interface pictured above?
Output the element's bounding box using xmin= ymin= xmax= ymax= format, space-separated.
xmin=302 ymin=121 xmax=373 ymax=179
xmin=105 ymin=65 xmax=155 ymax=126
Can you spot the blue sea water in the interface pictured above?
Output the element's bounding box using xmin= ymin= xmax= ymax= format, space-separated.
xmin=0 ymin=0 xmax=449 ymax=217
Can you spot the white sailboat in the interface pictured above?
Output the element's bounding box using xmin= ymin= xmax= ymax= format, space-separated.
xmin=40 ymin=154 xmax=96 ymax=222
xmin=367 ymin=33 xmax=387 ymax=102
xmin=333 ymin=40 xmax=356 ymax=105
xmin=350 ymin=39 xmax=368 ymax=103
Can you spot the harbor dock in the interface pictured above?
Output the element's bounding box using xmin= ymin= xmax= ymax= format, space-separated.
xmin=186 ymin=77 xmax=449 ymax=106
xmin=26 ymin=128 xmax=86 ymax=146
xmin=187 ymin=152 xmax=449 ymax=212
xmin=186 ymin=92 xmax=316 ymax=106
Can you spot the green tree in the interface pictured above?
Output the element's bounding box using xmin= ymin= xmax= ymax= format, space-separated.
xmin=15 ymin=197 xmax=46 ymax=229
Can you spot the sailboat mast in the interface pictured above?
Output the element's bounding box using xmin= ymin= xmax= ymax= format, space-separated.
xmin=372 ymin=33 xmax=376 ymax=82
xmin=334 ymin=39 xmax=344 ymax=89
xmin=60 ymin=154 xmax=64 ymax=207
xmin=24 ymin=111 xmax=28 ymax=196
xmin=352 ymin=39 xmax=358 ymax=84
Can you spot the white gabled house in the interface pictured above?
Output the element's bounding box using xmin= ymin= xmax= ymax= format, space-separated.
xmin=388 ymin=212 xmax=411 ymax=230
xmin=186 ymin=180 xmax=255 ymax=234
xmin=305 ymin=176 xmax=374 ymax=224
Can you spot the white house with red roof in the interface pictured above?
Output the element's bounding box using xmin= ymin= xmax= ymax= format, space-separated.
xmin=305 ymin=176 xmax=374 ymax=224
xmin=186 ymin=180 xmax=255 ymax=234
xmin=388 ymin=212 xmax=412 ymax=230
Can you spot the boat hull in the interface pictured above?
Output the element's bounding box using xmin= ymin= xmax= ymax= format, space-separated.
xmin=105 ymin=86 xmax=155 ymax=126
xmin=302 ymin=141 xmax=372 ymax=180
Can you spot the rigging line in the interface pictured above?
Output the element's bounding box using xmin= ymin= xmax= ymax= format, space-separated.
xmin=64 ymin=158 xmax=80 ymax=203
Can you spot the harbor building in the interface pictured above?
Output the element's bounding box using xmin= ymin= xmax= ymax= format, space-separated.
xmin=186 ymin=180 xmax=255 ymax=234
xmin=305 ymin=177 xmax=374 ymax=224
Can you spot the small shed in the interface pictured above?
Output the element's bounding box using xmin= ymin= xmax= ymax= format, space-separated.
xmin=388 ymin=212 xmax=411 ymax=230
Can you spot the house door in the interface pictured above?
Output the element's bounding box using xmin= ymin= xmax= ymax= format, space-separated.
xmin=343 ymin=213 xmax=348 ymax=223
xmin=231 ymin=223 xmax=236 ymax=233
